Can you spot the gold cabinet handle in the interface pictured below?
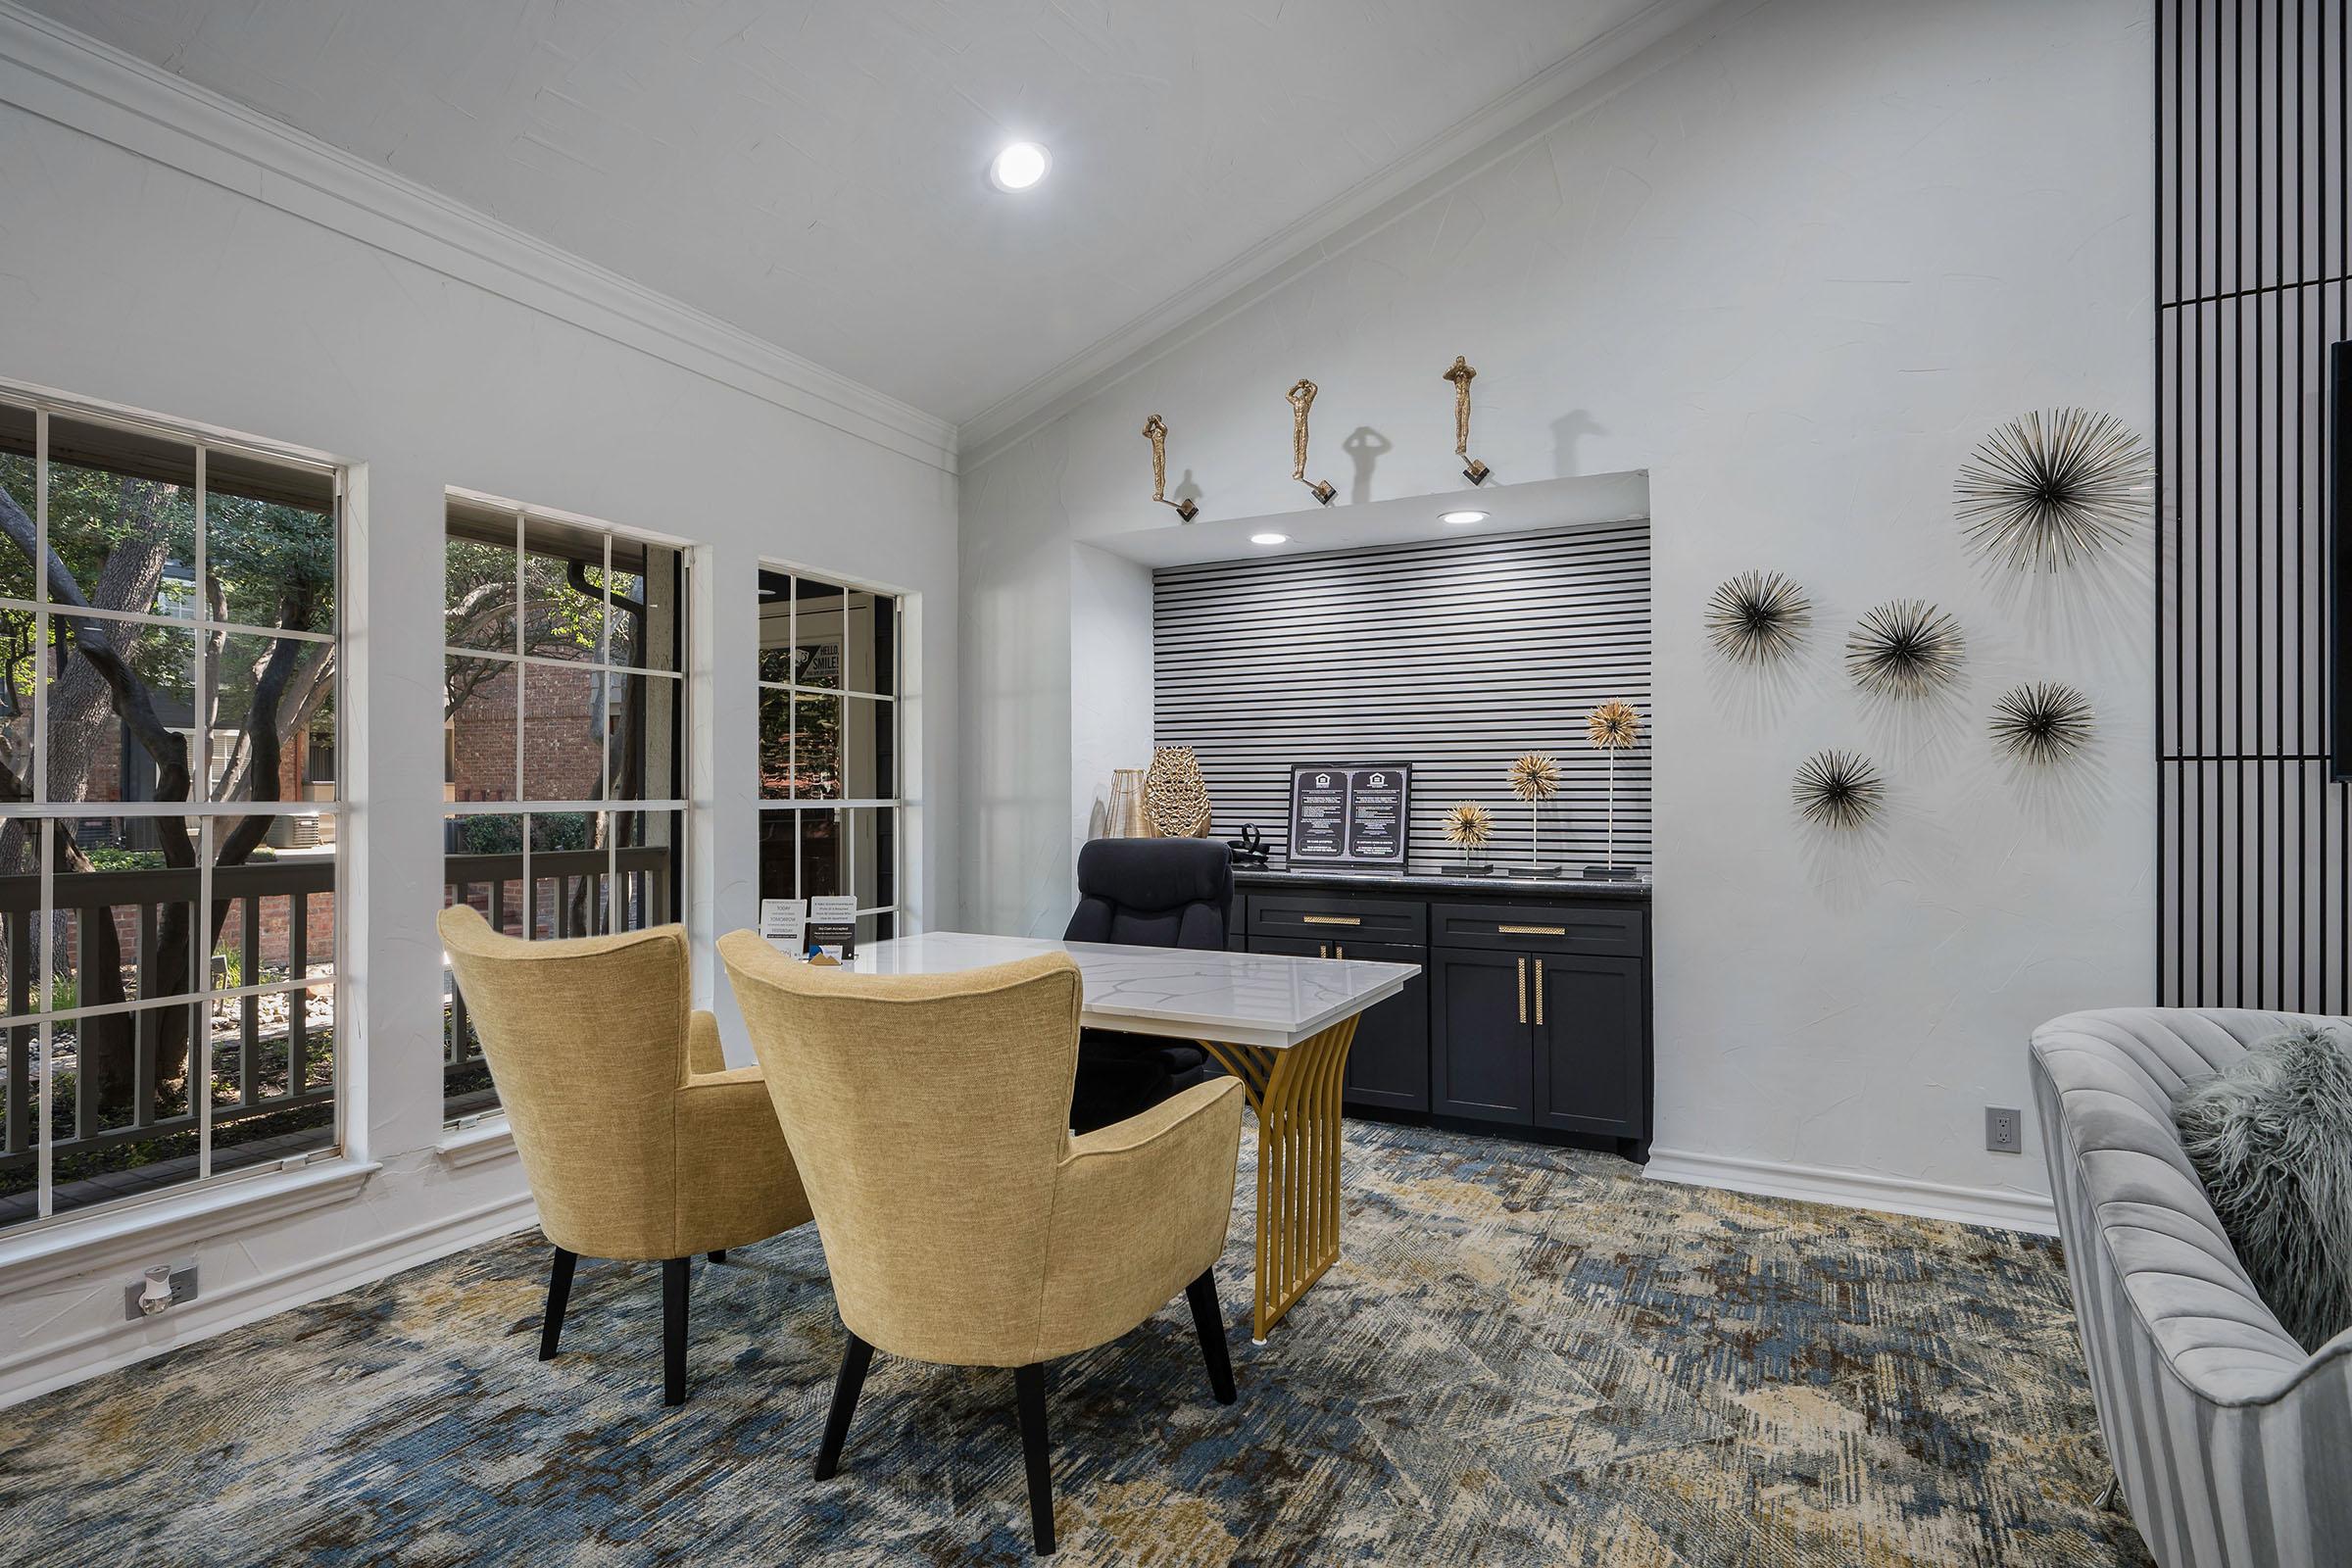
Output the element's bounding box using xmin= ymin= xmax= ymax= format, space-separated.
xmin=1318 ymin=942 xmax=1329 ymax=959
xmin=1517 ymin=956 xmax=1528 ymax=1024
xmin=1301 ymin=913 xmax=1361 ymax=926
xmin=1497 ymin=924 xmax=1566 ymax=936
xmin=1535 ymin=959 xmax=1544 ymax=1025
xmin=1336 ymin=945 xmax=1346 ymax=960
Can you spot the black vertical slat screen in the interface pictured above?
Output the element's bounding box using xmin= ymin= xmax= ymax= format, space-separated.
xmin=2158 ymin=0 xmax=2350 ymax=1013
xmin=1152 ymin=525 xmax=1651 ymax=870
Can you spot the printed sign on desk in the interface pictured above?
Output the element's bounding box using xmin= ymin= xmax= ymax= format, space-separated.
xmin=1287 ymin=761 xmax=1411 ymax=870
xmin=807 ymin=896 xmax=858 ymax=961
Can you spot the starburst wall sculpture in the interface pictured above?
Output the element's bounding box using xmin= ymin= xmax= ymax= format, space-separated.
xmin=1846 ymin=600 xmax=1966 ymax=698
xmin=1954 ymin=409 xmax=2152 ymax=571
xmin=1705 ymin=570 xmax=1813 ymax=664
xmin=1989 ymin=682 xmax=2095 ymax=763
xmin=1792 ymin=750 xmax=1886 ymax=830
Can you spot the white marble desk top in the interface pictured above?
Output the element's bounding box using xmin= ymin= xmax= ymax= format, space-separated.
xmin=843 ymin=931 xmax=1417 ymax=1051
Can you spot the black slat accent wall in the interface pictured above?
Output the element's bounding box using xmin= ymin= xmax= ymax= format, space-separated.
xmin=1152 ymin=525 xmax=1651 ymax=869
xmin=2158 ymin=0 xmax=2350 ymax=1012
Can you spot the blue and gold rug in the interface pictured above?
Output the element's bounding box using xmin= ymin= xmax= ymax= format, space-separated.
xmin=0 ymin=1121 xmax=2149 ymax=1565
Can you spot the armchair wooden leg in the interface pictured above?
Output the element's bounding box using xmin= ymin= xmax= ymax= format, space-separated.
xmin=662 ymin=1257 xmax=690 ymax=1407
xmin=814 ymin=1331 xmax=873 ymax=1481
xmin=1014 ymin=1363 xmax=1055 ymax=1556
xmin=539 ymin=1247 xmax=576 ymax=1361
xmin=1185 ymin=1269 xmax=1237 ymax=1405
xmin=709 ymin=1250 xmax=726 ymax=1263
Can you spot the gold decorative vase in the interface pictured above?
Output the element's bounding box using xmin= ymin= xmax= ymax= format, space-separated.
xmin=1143 ymin=746 xmax=1215 ymax=838
xmin=1106 ymin=768 xmax=1148 ymax=838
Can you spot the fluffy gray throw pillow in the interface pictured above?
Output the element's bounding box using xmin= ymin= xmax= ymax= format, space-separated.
xmin=2174 ymin=1021 xmax=2352 ymax=1353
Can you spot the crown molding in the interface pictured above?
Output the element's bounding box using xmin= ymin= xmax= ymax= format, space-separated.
xmin=956 ymin=0 xmax=1743 ymax=469
xmin=0 ymin=2 xmax=959 ymax=475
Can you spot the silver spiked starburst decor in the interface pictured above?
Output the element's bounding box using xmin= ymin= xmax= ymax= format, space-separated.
xmin=1846 ymin=600 xmax=1965 ymax=698
xmin=1705 ymin=570 xmax=1812 ymax=664
xmin=1792 ymin=750 xmax=1886 ymax=830
xmin=1954 ymin=409 xmax=2152 ymax=571
xmin=1989 ymin=681 xmax=2096 ymax=763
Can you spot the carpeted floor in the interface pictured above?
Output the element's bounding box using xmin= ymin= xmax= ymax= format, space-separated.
xmin=0 ymin=1120 xmax=2151 ymax=1566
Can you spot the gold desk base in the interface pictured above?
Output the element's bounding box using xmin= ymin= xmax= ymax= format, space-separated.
xmin=1197 ymin=1014 xmax=1360 ymax=1343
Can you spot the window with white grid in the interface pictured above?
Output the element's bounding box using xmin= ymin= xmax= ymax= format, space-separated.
xmin=756 ymin=567 xmax=899 ymax=945
xmin=441 ymin=493 xmax=689 ymax=1123
xmin=0 ymin=384 xmax=344 ymax=1231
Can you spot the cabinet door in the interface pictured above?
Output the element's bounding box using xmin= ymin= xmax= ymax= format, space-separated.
xmin=1531 ymin=955 xmax=1644 ymax=1137
xmin=1430 ymin=948 xmax=1533 ymax=1124
xmin=1329 ymin=938 xmax=1429 ymax=1113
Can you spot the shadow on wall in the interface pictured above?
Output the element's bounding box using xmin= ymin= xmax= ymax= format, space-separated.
xmin=1552 ymin=410 xmax=1604 ymax=476
xmin=1972 ymin=518 xmax=2155 ymax=669
xmin=1343 ymin=426 xmax=1393 ymax=504
xmin=1171 ymin=467 xmax=1203 ymax=514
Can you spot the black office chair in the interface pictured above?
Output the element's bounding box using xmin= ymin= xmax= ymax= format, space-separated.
xmin=1064 ymin=837 xmax=1232 ymax=1134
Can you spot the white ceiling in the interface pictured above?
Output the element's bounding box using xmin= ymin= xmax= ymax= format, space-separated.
xmin=30 ymin=0 xmax=1668 ymax=430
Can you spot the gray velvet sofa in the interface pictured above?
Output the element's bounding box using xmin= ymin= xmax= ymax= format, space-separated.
xmin=2031 ymin=1007 xmax=2352 ymax=1568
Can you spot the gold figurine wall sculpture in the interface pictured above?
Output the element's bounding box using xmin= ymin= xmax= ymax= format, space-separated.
xmin=1442 ymin=355 xmax=1492 ymax=485
xmin=1141 ymin=414 xmax=1199 ymax=522
xmin=1287 ymin=379 xmax=1338 ymax=505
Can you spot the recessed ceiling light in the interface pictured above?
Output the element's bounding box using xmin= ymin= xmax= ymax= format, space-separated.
xmin=1250 ymin=532 xmax=1289 ymax=545
xmin=1440 ymin=509 xmax=1489 ymax=525
xmin=989 ymin=141 xmax=1052 ymax=192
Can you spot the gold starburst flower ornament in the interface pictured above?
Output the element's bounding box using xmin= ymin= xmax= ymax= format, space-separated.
xmin=1507 ymin=753 xmax=1561 ymax=801
xmin=1443 ymin=802 xmax=1494 ymax=850
xmin=1587 ymin=701 xmax=1642 ymax=751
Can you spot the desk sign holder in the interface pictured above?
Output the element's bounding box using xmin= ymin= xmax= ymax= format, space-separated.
xmin=761 ymin=896 xmax=858 ymax=962
xmin=807 ymin=896 xmax=858 ymax=962
xmin=1287 ymin=762 xmax=1410 ymax=871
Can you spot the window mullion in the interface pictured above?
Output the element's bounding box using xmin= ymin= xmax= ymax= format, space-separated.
xmin=34 ymin=818 xmax=50 ymax=1218
xmin=193 ymin=447 xmax=210 ymax=1181
xmin=197 ymin=816 xmax=214 ymax=1181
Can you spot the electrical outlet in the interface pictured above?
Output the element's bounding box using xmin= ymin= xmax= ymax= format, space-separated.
xmin=1985 ymin=1106 xmax=2023 ymax=1153
xmin=122 ymin=1263 xmax=199 ymax=1321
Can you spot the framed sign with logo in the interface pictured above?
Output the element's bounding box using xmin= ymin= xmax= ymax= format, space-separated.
xmin=1287 ymin=762 xmax=1411 ymax=869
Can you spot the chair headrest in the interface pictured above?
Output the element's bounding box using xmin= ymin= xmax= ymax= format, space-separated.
xmin=1073 ymin=837 xmax=1231 ymax=912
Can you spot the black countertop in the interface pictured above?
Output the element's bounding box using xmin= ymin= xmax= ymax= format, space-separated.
xmin=1231 ymin=858 xmax=1652 ymax=900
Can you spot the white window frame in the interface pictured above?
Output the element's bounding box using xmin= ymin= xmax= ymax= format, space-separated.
xmin=0 ymin=378 xmax=348 ymax=1234
xmin=757 ymin=562 xmax=903 ymax=933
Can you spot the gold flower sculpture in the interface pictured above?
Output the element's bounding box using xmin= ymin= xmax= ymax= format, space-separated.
xmin=1443 ymin=801 xmax=1494 ymax=850
xmin=1508 ymin=752 xmax=1561 ymax=801
xmin=1587 ymin=701 xmax=1642 ymax=751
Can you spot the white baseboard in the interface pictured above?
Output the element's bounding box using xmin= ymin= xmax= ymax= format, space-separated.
xmin=1642 ymin=1147 xmax=2059 ymax=1236
xmin=0 ymin=1191 xmax=539 ymax=1408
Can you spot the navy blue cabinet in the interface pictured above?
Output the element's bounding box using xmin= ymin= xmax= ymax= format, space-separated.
xmin=1233 ymin=869 xmax=1651 ymax=1161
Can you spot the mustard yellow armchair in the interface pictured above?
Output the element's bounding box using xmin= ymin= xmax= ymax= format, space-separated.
xmin=439 ymin=906 xmax=810 ymax=1405
xmin=717 ymin=933 xmax=1246 ymax=1556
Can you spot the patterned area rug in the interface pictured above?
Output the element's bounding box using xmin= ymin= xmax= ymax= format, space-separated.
xmin=0 ymin=1121 xmax=2151 ymax=1566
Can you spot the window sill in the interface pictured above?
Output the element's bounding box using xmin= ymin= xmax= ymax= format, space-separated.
xmin=0 ymin=1155 xmax=381 ymax=1298
xmin=436 ymin=1116 xmax=517 ymax=1169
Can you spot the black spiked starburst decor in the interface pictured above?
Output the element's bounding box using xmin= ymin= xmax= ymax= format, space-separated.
xmin=1989 ymin=681 xmax=2096 ymax=763
xmin=1954 ymin=409 xmax=2152 ymax=571
xmin=1705 ymin=570 xmax=1812 ymax=663
xmin=1845 ymin=600 xmax=1965 ymax=698
xmin=1792 ymin=750 xmax=1886 ymax=830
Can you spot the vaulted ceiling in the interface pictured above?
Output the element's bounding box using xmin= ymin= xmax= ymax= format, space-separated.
xmin=31 ymin=1 xmax=1670 ymax=430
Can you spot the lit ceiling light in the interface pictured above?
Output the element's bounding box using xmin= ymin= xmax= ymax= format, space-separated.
xmin=1250 ymin=532 xmax=1289 ymax=545
xmin=989 ymin=141 xmax=1052 ymax=192
xmin=1440 ymin=510 xmax=1489 ymax=525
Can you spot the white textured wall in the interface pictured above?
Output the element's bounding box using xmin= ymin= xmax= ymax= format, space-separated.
xmin=958 ymin=0 xmax=2153 ymax=1205
xmin=0 ymin=61 xmax=956 ymax=1393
